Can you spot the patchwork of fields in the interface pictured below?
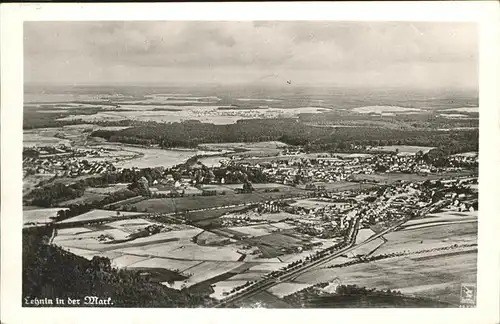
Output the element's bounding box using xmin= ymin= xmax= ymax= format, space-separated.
xmin=282 ymin=217 xmax=478 ymax=304
xmin=127 ymin=188 xmax=307 ymax=214
xmin=50 ymin=209 xmax=341 ymax=293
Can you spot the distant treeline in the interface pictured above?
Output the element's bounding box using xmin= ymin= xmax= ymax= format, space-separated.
xmin=90 ymin=119 xmax=478 ymax=155
xmin=299 ymin=111 xmax=479 ymax=129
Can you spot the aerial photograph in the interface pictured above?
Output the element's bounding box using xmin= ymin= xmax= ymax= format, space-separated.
xmin=22 ymin=21 xmax=478 ymax=308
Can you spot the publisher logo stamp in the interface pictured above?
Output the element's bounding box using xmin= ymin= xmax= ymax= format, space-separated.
xmin=460 ymin=283 xmax=476 ymax=306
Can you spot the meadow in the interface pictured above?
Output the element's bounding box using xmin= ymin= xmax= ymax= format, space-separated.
xmin=129 ymin=188 xmax=307 ymax=215
xmin=294 ymin=250 xmax=476 ymax=305
xmin=351 ymin=171 xmax=474 ymax=184
xmin=23 ymin=207 xmax=69 ymax=224
xmin=352 ymin=106 xmax=423 ymax=114
xmin=373 ymin=221 xmax=477 ymax=256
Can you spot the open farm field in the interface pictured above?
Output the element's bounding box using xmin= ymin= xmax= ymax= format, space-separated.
xmin=126 ymin=258 xmax=202 ymax=273
xmin=355 ymin=228 xmax=377 ymax=244
xmin=374 ymin=221 xmax=477 ymax=256
xmin=243 ymin=232 xmax=309 ymax=257
xmin=170 ymin=261 xmax=244 ymax=289
xmin=24 ymin=132 xmax=72 ymax=147
xmin=248 ymin=263 xmax=291 ymax=272
xmin=85 ymin=186 xmax=127 ymax=195
xmin=210 ymin=280 xmax=250 ymax=300
xmin=400 ymin=210 xmax=477 ymax=231
xmin=24 ymin=125 xmax=132 ymax=147
xmin=57 ymin=209 xmax=146 ymax=224
xmin=227 ymin=271 xmax=269 ymax=282
xmin=270 ymin=222 xmax=298 ymax=230
xmin=108 ymin=145 xmax=206 ymax=169
xmin=295 ymin=250 xmax=476 ymax=305
xmin=48 ymin=174 xmax=103 ymax=186
xmin=57 ymin=192 xmax=107 ymax=207
xmin=110 ymin=254 xmax=149 ymax=268
xmin=252 ymin=183 xmax=296 ymax=189
xmin=267 ymin=282 xmax=314 ymax=298
xmin=106 ymin=219 xmax=174 ymax=234
xmin=129 ymin=189 xmax=307 ymax=215
xmin=199 ymin=184 xmax=241 ymax=193
xmin=129 ymin=196 xmax=247 ymax=214
xmin=227 ymin=224 xmax=280 ymax=238
xmin=53 ymin=225 xmax=208 ymax=256
xmin=187 ymin=206 xmax=250 ymax=224
xmin=290 ymin=198 xmax=352 ymax=209
xmin=278 ymin=250 xmax=317 ymax=263
xmin=238 ymin=156 xmax=300 ymax=165
xmin=23 ymin=174 xmax=55 ymax=196
xmin=23 ymin=207 xmax=69 ymax=225
xmin=56 ymin=227 xmax=94 ymax=236
xmin=196 ymin=231 xmax=232 ymax=245
xmin=159 ymin=243 xmax=243 ymax=261
xmin=199 ymin=141 xmax=288 ymax=152
xmin=207 ymin=183 xmax=295 ymax=191
xmin=133 ymin=267 xmax=189 ymax=284
xmin=440 ymin=107 xmax=479 ymax=113
xmin=347 ymin=238 xmax=386 ymax=258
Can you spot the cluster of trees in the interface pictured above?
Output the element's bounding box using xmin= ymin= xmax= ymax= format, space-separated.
xmin=262 ymin=220 xmax=358 ymax=280
xmin=27 ymin=167 xmax=169 ymax=207
xmin=128 ymin=177 xmax=152 ymax=197
xmin=22 ymin=229 xmax=211 ymax=307
xmin=110 ymin=167 xmax=166 ymax=185
xmin=26 ymin=162 xmax=268 ymax=210
xmin=23 ymin=148 xmax=41 ymax=159
xmin=174 ymin=163 xmax=269 ymax=185
xmin=53 ymin=205 xmax=93 ymax=222
xmin=23 ymin=117 xmax=88 ymax=130
xmin=283 ymin=283 xmax=452 ymax=308
xmin=335 ymin=284 xmax=403 ymax=297
xmin=201 ymin=190 xmax=218 ymax=196
xmin=27 ymin=183 xmax=85 ymax=207
xmin=51 ymin=189 xmax=139 ymax=222
xmin=90 ymin=119 xmax=478 ymax=156
xmin=152 ymin=192 xmax=188 ymax=199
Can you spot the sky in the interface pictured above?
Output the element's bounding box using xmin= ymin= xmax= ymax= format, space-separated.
xmin=24 ymin=21 xmax=478 ymax=89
